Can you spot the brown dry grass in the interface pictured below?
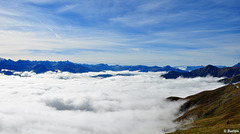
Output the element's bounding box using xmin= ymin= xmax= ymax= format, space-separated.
xmin=169 ymin=83 xmax=240 ymax=134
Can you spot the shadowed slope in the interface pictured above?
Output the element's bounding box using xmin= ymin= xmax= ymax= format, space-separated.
xmin=218 ymin=74 xmax=240 ymax=84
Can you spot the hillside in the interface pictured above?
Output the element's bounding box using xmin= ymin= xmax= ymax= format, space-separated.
xmin=162 ymin=65 xmax=240 ymax=79
xmin=167 ymin=83 xmax=240 ymax=133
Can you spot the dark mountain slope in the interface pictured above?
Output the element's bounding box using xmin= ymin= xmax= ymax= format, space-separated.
xmin=32 ymin=64 xmax=50 ymax=74
xmin=233 ymin=63 xmax=240 ymax=67
xmin=162 ymin=65 xmax=240 ymax=79
xmin=167 ymin=83 xmax=240 ymax=133
xmin=218 ymin=74 xmax=240 ymax=84
xmin=52 ymin=61 xmax=92 ymax=73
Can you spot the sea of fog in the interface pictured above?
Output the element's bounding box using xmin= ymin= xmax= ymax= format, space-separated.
xmin=0 ymin=71 xmax=224 ymax=134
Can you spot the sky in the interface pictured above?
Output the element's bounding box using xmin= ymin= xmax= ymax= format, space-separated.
xmin=0 ymin=0 xmax=239 ymax=66
xmin=0 ymin=71 xmax=224 ymax=134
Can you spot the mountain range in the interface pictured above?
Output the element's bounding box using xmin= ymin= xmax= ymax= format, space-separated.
xmin=0 ymin=59 xmax=92 ymax=74
xmin=83 ymin=64 xmax=186 ymax=72
xmin=161 ymin=65 xmax=240 ymax=80
xmin=1 ymin=58 xmax=240 ymax=82
xmin=174 ymin=65 xmax=226 ymax=72
xmin=0 ymin=58 xmax=187 ymax=74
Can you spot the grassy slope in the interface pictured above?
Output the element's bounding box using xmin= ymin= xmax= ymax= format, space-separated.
xmin=169 ymin=83 xmax=240 ymax=134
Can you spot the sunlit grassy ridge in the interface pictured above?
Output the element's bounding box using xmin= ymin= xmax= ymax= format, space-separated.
xmin=169 ymin=83 xmax=240 ymax=133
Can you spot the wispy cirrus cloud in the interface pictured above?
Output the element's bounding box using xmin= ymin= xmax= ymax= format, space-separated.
xmin=0 ymin=0 xmax=239 ymax=66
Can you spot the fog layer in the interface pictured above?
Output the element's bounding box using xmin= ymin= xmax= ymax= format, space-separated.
xmin=0 ymin=71 xmax=224 ymax=134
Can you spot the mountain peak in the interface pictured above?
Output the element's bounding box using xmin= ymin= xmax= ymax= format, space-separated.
xmin=233 ymin=63 xmax=240 ymax=67
xmin=205 ymin=65 xmax=219 ymax=69
xmin=163 ymin=65 xmax=172 ymax=68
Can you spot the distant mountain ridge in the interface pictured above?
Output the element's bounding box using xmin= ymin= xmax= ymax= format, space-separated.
xmin=1 ymin=58 xmax=239 ymax=77
xmin=0 ymin=59 xmax=92 ymax=74
xmin=174 ymin=65 xmax=204 ymax=71
xmin=83 ymin=64 xmax=186 ymax=72
xmin=162 ymin=65 xmax=240 ymax=80
xmin=0 ymin=58 xmax=185 ymax=74
xmin=174 ymin=65 xmax=226 ymax=72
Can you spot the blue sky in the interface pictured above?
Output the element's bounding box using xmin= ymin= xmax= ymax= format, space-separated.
xmin=0 ymin=0 xmax=239 ymax=66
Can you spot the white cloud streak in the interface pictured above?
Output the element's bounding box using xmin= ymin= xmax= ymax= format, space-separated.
xmin=47 ymin=27 xmax=62 ymax=39
xmin=0 ymin=0 xmax=239 ymax=65
xmin=0 ymin=71 xmax=224 ymax=134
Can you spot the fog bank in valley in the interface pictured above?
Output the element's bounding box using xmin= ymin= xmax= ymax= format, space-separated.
xmin=0 ymin=71 xmax=224 ymax=134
